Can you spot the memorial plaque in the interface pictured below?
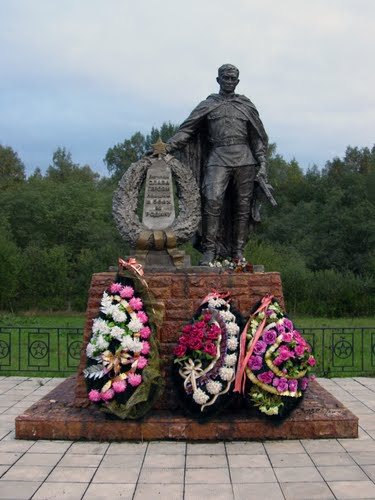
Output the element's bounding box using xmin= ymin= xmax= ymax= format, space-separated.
xmin=142 ymin=158 xmax=175 ymax=230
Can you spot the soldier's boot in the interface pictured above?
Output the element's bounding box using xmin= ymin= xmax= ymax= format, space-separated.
xmin=232 ymin=221 xmax=249 ymax=260
xmin=199 ymin=214 xmax=220 ymax=266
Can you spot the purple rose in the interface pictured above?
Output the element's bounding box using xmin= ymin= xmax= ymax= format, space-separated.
xmin=283 ymin=318 xmax=293 ymax=332
xmin=273 ymin=356 xmax=283 ymax=366
xmin=254 ymin=340 xmax=267 ymax=355
xmin=277 ymin=377 xmax=289 ymax=393
xmin=276 ymin=324 xmax=285 ymax=335
xmin=301 ymin=377 xmax=308 ymax=390
xmin=294 ymin=345 xmax=305 ymax=357
xmin=257 ymin=371 xmax=274 ymax=384
xmin=308 ymin=356 xmax=316 ymax=366
xmin=248 ymin=355 xmax=263 ymax=371
xmin=278 ymin=346 xmax=292 ymax=361
xmin=263 ymin=330 xmax=277 ymax=345
xmin=288 ymin=379 xmax=298 ymax=392
xmin=282 ymin=332 xmax=293 ymax=343
xmin=272 ymin=377 xmax=280 ymax=387
xmin=266 ymin=309 xmax=274 ymax=316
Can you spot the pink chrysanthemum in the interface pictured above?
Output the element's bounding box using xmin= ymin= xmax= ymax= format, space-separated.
xmin=128 ymin=373 xmax=142 ymax=386
xmin=109 ymin=283 xmax=122 ymax=294
xmin=141 ymin=341 xmax=150 ymax=355
xmin=112 ymin=380 xmax=127 ymax=393
xmin=129 ymin=297 xmax=143 ymax=311
xmin=101 ymin=389 xmax=115 ymax=401
xmin=137 ymin=311 xmax=149 ymax=324
xmin=137 ymin=356 xmax=148 ymax=369
xmin=88 ymin=389 xmax=101 ymax=402
xmin=140 ymin=326 xmax=151 ymax=339
xmin=120 ymin=286 xmax=134 ymax=299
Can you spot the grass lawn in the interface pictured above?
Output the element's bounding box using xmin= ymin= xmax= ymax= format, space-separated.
xmin=0 ymin=311 xmax=85 ymax=328
xmin=291 ymin=316 xmax=375 ymax=328
xmin=0 ymin=312 xmax=374 ymax=329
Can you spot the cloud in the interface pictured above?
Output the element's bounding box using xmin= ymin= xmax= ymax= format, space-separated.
xmin=0 ymin=0 xmax=374 ymax=174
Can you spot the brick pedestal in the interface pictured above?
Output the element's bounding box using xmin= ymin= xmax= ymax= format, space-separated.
xmin=74 ymin=269 xmax=285 ymax=409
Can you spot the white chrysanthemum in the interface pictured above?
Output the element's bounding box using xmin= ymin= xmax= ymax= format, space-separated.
xmin=131 ymin=338 xmax=143 ymax=353
xmin=101 ymin=292 xmax=113 ymax=308
xmin=112 ymin=307 xmax=127 ymax=323
xmin=219 ymin=367 xmax=234 ymax=381
xmin=224 ymin=353 xmax=237 ymax=367
xmin=220 ymin=310 xmax=235 ymax=322
xmin=193 ymin=388 xmax=210 ymax=405
xmin=206 ymin=380 xmax=222 ymax=395
xmin=92 ymin=318 xmax=111 ymax=335
xmin=227 ymin=336 xmax=239 ymax=351
xmin=86 ymin=343 xmax=95 ymax=358
xmin=227 ymin=322 xmax=239 ymax=336
xmin=100 ymin=303 xmax=114 ymax=316
xmin=128 ymin=317 xmax=143 ymax=333
xmin=110 ymin=326 xmax=125 ymax=340
xmin=121 ymin=335 xmax=133 ymax=351
xmin=121 ymin=336 xmax=142 ymax=353
xmin=96 ymin=335 xmax=109 ymax=351
xmin=208 ymin=297 xmax=226 ymax=309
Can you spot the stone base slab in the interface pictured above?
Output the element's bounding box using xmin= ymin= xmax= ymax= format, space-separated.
xmin=16 ymin=376 xmax=358 ymax=441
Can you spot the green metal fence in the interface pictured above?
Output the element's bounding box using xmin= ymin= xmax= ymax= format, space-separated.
xmin=0 ymin=326 xmax=83 ymax=376
xmin=0 ymin=326 xmax=374 ymax=377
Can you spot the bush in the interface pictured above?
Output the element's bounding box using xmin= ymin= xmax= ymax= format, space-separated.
xmin=244 ymin=239 xmax=375 ymax=317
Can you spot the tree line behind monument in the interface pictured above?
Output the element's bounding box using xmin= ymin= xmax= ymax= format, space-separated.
xmin=0 ymin=123 xmax=374 ymax=316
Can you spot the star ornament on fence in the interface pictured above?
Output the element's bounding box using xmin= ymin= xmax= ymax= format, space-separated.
xmin=334 ymin=339 xmax=352 ymax=359
xmin=68 ymin=341 xmax=82 ymax=360
xmin=0 ymin=340 xmax=9 ymax=358
xmin=29 ymin=341 xmax=48 ymax=359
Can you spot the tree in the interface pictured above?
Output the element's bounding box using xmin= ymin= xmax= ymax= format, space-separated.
xmin=104 ymin=122 xmax=179 ymax=180
xmin=46 ymin=147 xmax=99 ymax=183
xmin=0 ymin=218 xmax=21 ymax=309
xmin=0 ymin=145 xmax=25 ymax=190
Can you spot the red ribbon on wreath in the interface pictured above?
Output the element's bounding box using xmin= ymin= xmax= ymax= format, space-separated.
xmin=118 ymin=258 xmax=144 ymax=277
xmin=234 ymin=294 xmax=274 ymax=394
xmin=200 ymin=289 xmax=231 ymax=306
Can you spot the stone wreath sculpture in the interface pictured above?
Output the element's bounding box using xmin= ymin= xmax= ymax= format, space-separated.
xmin=112 ymin=141 xmax=201 ymax=266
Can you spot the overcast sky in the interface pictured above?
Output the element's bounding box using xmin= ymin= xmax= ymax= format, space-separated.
xmin=1 ymin=0 xmax=374 ymax=176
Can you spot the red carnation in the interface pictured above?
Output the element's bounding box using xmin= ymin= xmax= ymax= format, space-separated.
xmin=189 ymin=337 xmax=203 ymax=351
xmin=174 ymin=344 xmax=187 ymax=358
xmin=203 ymin=342 xmax=217 ymax=357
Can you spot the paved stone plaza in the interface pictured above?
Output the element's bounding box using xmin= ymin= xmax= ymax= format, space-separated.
xmin=0 ymin=376 xmax=374 ymax=499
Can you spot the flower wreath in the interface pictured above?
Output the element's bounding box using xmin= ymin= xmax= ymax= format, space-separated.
xmin=173 ymin=292 xmax=244 ymax=418
xmin=234 ymin=295 xmax=316 ymax=417
xmin=84 ymin=269 xmax=163 ymax=419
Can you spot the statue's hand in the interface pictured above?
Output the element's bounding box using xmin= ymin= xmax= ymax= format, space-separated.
xmin=255 ymin=164 xmax=268 ymax=183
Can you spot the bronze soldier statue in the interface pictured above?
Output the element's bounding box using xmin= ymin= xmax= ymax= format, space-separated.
xmin=165 ymin=64 xmax=273 ymax=265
